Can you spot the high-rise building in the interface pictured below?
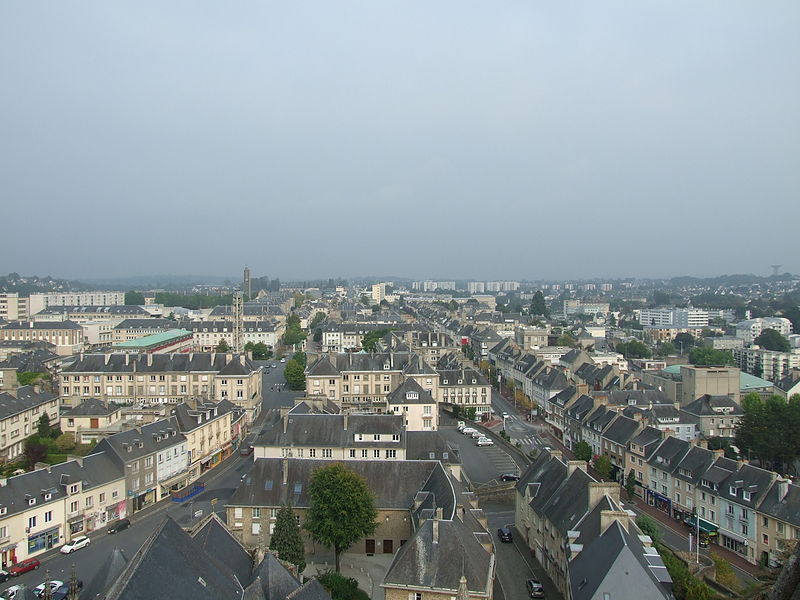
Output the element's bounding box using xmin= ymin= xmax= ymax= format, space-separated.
xmin=28 ymin=291 xmax=125 ymax=315
xmin=243 ymin=266 xmax=252 ymax=299
xmin=0 ymin=293 xmax=29 ymax=321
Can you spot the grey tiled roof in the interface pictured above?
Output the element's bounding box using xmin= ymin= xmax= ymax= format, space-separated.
xmin=62 ymin=397 xmax=118 ymax=417
xmin=62 ymin=352 xmax=258 ymax=374
xmin=386 ymin=379 xmax=435 ymax=405
xmin=0 ymin=385 xmax=57 ymax=420
xmin=255 ymin=413 xmax=403 ymax=448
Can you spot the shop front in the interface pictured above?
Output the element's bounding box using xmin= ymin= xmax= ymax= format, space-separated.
xmin=131 ymin=488 xmax=157 ymax=513
xmin=106 ymin=500 xmax=127 ymax=523
xmin=28 ymin=526 xmax=60 ymax=557
xmin=685 ymin=515 xmax=719 ymax=548
xmin=646 ymin=489 xmax=672 ymax=514
xmin=69 ymin=513 xmax=85 ymax=536
xmin=719 ymin=527 xmax=749 ymax=558
xmin=1 ymin=543 xmax=17 ymax=570
xmin=159 ymin=470 xmax=192 ymax=499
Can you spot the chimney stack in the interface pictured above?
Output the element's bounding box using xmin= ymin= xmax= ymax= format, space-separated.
xmin=777 ymin=478 xmax=790 ymax=502
xmin=343 ymin=414 xmax=348 ymax=430
xmin=282 ymin=457 xmax=289 ymax=485
xmin=283 ymin=416 xmax=288 ymax=434
xmin=568 ymin=460 xmax=587 ymax=476
xmin=588 ymin=482 xmax=620 ymax=508
xmin=600 ymin=510 xmax=630 ymax=535
xmin=432 ymin=518 xmax=439 ymax=544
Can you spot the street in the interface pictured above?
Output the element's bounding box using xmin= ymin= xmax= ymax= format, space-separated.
xmin=0 ymin=363 xmax=295 ymax=599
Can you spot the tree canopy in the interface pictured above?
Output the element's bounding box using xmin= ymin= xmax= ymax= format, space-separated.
xmin=270 ymin=504 xmax=306 ymax=573
xmin=735 ymin=392 xmax=800 ymax=473
xmin=688 ymin=347 xmax=734 ymax=366
xmin=360 ymin=329 xmax=390 ymax=352
xmin=283 ymin=314 xmax=307 ymax=346
xmin=616 ymin=340 xmax=652 ymax=359
xmin=284 ymin=357 xmax=306 ymax=390
xmin=304 ymin=463 xmax=378 ymax=572
xmin=244 ymin=341 xmax=272 ymax=360
xmin=754 ymin=328 xmax=791 ymax=352
xmin=215 ymin=339 xmax=231 ymax=353
xmin=124 ymin=290 xmax=145 ymax=305
xmin=574 ymin=441 xmax=592 ymax=462
xmin=530 ymin=291 xmax=549 ymax=317
xmin=674 ymin=332 xmax=695 ymax=352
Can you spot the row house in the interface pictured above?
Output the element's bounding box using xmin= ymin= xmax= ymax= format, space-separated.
xmin=528 ymin=367 xmax=568 ymax=411
xmin=599 ymin=414 xmax=641 ymax=482
xmin=408 ymin=331 xmax=461 ymax=367
xmin=387 ymin=380 xmax=438 ymax=431
xmin=0 ymin=321 xmax=84 ymax=356
xmin=624 ymin=404 xmax=698 ymax=442
xmin=562 ymin=393 xmax=594 ymax=450
xmin=207 ymin=303 xmax=286 ymax=325
xmin=0 ymin=386 xmax=59 ymax=462
xmin=59 ymin=397 xmax=124 ymax=444
xmin=0 ymin=451 xmax=124 ymax=566
xmin=515 ymin=452 xmax=672 ymax=599
xmin=438 ymin=367 xmax=492 ymax=417
xmin=680 ymin=394 xmax=743 ymax=438
xmin=171 ymin=400 xmax=236 ymax=483
xmin=92 ymin=418 xmax=188 ymax=514
xmin=305 ymin=352 xmax=438 ymax=414
xmin=59 ymin=352 xmax=262 ymax=424
xmin=187 ymin=320 xmax=282 ymax=352
xmin=581 ymin=405 xmax=616 ymax=457
xmin=625 ymin=426 xmax=663 ymax=496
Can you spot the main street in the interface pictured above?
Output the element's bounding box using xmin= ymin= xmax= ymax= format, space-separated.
xmin=0 ymin=364 xmax=296 ymax=599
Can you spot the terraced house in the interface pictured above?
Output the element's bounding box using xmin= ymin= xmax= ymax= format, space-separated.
xmin=0 ymin=386 xmax=59 ymax=462
xmin=59 ymin=352 xmax=262 ymax=423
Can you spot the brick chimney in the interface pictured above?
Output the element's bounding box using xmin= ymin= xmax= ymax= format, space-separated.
xmin=568 ymin=460 xmax=587 ymax=476
xmin=600 ymin=510 xmax=630 ymax=535
xmin=588 ymin=482 xmax=620 ymax=508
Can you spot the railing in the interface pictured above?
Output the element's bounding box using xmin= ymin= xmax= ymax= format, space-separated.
xmin=170 ymin=481 xmax=205 ymax=503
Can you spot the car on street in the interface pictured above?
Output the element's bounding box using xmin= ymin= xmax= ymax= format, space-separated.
xmin=107 ymin=518 xmax=131 ymax=534
xmin=501 ymin=412 xmax=509 ymax=419
xmin=526 ymin=579 xmax=545 ymax=598
xmin=499 ymin=473 xmax=520 ymax=481
xmin=34 ymin=580 xmax=64 ymax=598
xmin=8 ymin=558 xmax=40 ymax=576
xmin=0 ymin=571 xmax=9 ymax=584
xmin=476 ymin=437 xmax=494 ymax=447
xmin=461 ymin=427 xmax=477 ymax=436
xmin=60 ymin=535 xmax=90 ymax=554
xmin=52 ymin=580 xmax=83 ymax=600
xmin=271 ymin=363 xmax=277 ymax=368
xmin=239 ymin=444 xmax=253 ymax=456
xmin=280 ymin=358 xmax=285 ymax=363
xmin=497 ymin=527 xmax=513 ymax=542
xmin=2 ymin=585 xmax=23 ymax=599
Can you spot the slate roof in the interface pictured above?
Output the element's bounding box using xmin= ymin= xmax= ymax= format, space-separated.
xmin=386 ymin=379 xmax=435 ymax=405
xmin=36 ymin=305 xmax=150 ymax=316
xmin=91 ymin=417 xmax=186 ymax=465
xmin=776 ymin=371 xmax=800 ymax=393
xmin=62 ymin=397 xmax=118 ymax=417
xmin=757 ymin=480 xmax=800 ymax=527
xmin=601 ymin=415 xmax=640 ymax=446
xmin=719 ymin=463 xmax=775 ymax=509
xmin=382 ymin=517 xmax=492 ymax=595
xmin=629 ymin=426 xmax=663 ymax=453
xmin=171 ymin=400 xmax=236 ymax=433
xmin=438 ymin=368 xmax=488 ymax=387
xmin=84 ymin=548 xmax=130 ymax=600
xmin=61 ymin=352 xmax=258 ymax=374
xmin=699 ymin=456 xmax=740 ymax=487
xmin=606 ymin=389 xmax=673 ymax=407
xmin=1 ymin=320 xmax=83 ymax=330
xmin=405 ymin=431 xmax=461 ymax=464
xmin=0 ymin=349 xmax=59 ymax=372
xmin=672 ymin=446 xmax=715 ymax=485
xmin=255 ymin=414 xmax=403 ymax=448
xmin=113 ymin=318 xmax=177 ymax=331
xmin=681 ymin=394 xmax=744 ymax=417
xmin=647 ymin=436 xmax=691 ymax=474
xmin=193 ymin=514 xmax=254 ymax=589
xmin=305 ymin=356 xmax=339 ymax=377
xmin=227 ymin=459 xmax=454 ymax=518
xmin=0 ymin=385 xmax=57 ymax=420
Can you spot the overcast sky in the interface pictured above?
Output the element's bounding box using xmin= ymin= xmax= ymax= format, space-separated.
xmin=1 ymin=2 xmax=798 ymax=282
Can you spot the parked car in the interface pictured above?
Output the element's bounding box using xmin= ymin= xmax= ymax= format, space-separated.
xmin=526 ymin=579 xmax=545 ymax=598
xmin=0 ymin=571 xmax=9 ymax=584
xmin=280 ymin=358 xmax=286 ymax=363
xmin=107 ymin=518 xmax=131 ymax=534
xmin=8 ymin=558 xmax=40 ymax=576
xmin=461 ymin=427 xmax=477 ymax=436
xmin=498 ymin=527 xmax=513 ymax=542
xmin=34 ymin=580 xmax=64 ymax=598
xmin=499 ymin=473 xmax=520 ymax=482
xmin=2 ymin=585 xmax=23 ymax=599
xmin=52 ymin=580 xmax=83 ymax=600
xmin=456 ymin=421 xmax=466 ymax=431
xmin=239 ymin=444 xmax=253 ymax=456
xmin=476 ymin=437 xmax=494 ymax=447
xmin=501 ymin=412 xmax=509 ymax=419
xmin=60 ymin=535 xmax=90 ymax=554
xmin=470 ymin=430 xmax=484 ymax=439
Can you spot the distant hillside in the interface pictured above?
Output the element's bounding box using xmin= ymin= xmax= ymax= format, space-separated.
xmin=0 ymin=273 xmax=91 ymax=294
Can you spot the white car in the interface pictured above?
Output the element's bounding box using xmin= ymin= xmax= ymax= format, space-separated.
xmin=280 ymin=358 xmax=286 ymax=363
xmin=470 ymin=430 xmax=484 ymax=439
xmin=60 ymin=535 xmax=90 ymax=553
xmin=461 ymin=427 xmax=477 ymax=436
xmin=3 ymin=586 xmax=23 ymax=600
xmin=35 ymin=581 xmax=64 ymax=597
xmin=476 ymin=437 xmax=494 ymax=447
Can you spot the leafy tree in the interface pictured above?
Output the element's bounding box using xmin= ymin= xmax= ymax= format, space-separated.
xmin=17 ymin=372 xmax=47 ymax=387
xmin=284 ymin=359 xmax=306 ymax=391
xmin=754 ymin=328 xmax=791 ymax=352
xmin=304 ymin=463 xmax=378 ymax=572
xmin=283 ymin=314 xmax=307 ymax=346
xmin=593 ymin=454 xmax=612 ymax=479
xmin=448 ymin=300 xmax=458 ymax=311
xmin=625 ymin=469 xmax=637 ymax=501
xmin=125 ymin=290 xmax=145 ymax=305
xmin=270 ymin=504 xmax=306 ymax=573
xmin=360 ymin=329 xmax=390 ymax=352
xmin=55 ymin=432 xmax=77 ymax=453
xmin=310 ymin=312 xmax=326 ymax=330
xmin=244 ymin=342 xmax=272 ymax=360
xmin=689 ymin=347 xmax=734 ymax=366
xmin=292 ymin=351 xmax=307 ymax=368
xmin=616 ymin=340 xmax=652 ymax=359
xmin=650 ymin=290 xmax=672 ymax=307
xmin=735 ymin=393 xmax=800 ymax=473
xmin=24 ymin=437 xmax=48 ymax=469
xmin=556 ymin=332 xmax=577 ymax=348
xmin=655 ymin=342 xmax=676 ymax=357
xmin=574 ymin=441 xmax=592 ymax=462
xmin=530 ymin=291 xmax=549 ymax=317
xmin=635 ymin=514 xmax=662 ymax=544
xmin=37 ymin=413 xmax=51 ymax=438
xmin=674 ymin=333 xmax=695 ymax=353
xmin=317 ymin=572 xmax=369 ymax=600
xmin=452 ymin=405 xmax=461 ymax=419
xmin=215 ymin=339 xmax=231 ymax=353
xmin=465 ymin=406 xmax=477 ymax=421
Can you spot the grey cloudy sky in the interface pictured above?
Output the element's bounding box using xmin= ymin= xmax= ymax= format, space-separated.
xmin=1 ymin=2 xmax=798 ymax=282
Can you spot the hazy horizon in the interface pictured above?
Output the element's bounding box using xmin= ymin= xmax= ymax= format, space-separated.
xmin=2 ymin=2 xmax=799 ymax=280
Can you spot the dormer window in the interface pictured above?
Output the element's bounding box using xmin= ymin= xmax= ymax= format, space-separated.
xmin=0 ymin=507 xmax=6 ymax=515
xmin=44 ymin=493 xmax=52 ymax=501
xmin=383 ymin=363 xmax=390 ymax=370
xmin=457 ymin=379 xmax=463 ymax=384
xmin=28 ymin=498 xmax=36 ymax=506
xmin=443 ymin=380 xmax=448 ymax=384
xmin=743 ymin=491 xmax=752 ymax=502
xmin=730 ymin=486 xmax=736 ymax=495
xmin=406 ymin=391 xmax=419 ymax=400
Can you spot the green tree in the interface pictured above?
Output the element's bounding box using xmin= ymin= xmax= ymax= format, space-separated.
xmin=24 ymin=437 xmax=48 ymax=469
xmin=635 ymin=514 xmax=662 ymax=544
xmin=283 ymin=314 xmax=307 ymax=346
xmin=674 ymin=332 xmax=695 ymax=353
xmin=624 ymin=469 xmax=637 ymax=501
xmin=215 ymin=339 xmax=231 ymax=353
xmin=55 ymin=432 xmax=77 ymax=453
xmin=284 ymin=359 xmax=306 ymax=391
xmin=530 ymin=290 xmax=549 ymax=317
xmin=593 ymin=454 xmax=612 ymax=479
xmin=17 ymin=372 xmax=47 ymax=387
xmin=574 ymin=441 xmax=592 ymax=462
xmin=655 ymin=342 xmax=676 ymax=357
xmin=310 ymin=312 xmax=326 ymax=330
xmin=616 ymin=340 xmax=652 ymax=359
xmin=465 ymin=406 xmax=477 ymax=421
xmin=317 ymin=572 xmax=370 ymax=600
xmin=125 ymin=290 xmax=145 ymax=305
xmin=754 ymin=328 xmax=791 ymax=352
xmin=689 ymin=347 xmax=734 ymax=366
xmin=270 ymin=504 xmax=306 ymax=573
xmin=37 ymin=413 xmax=51 ymax=437
xmin=360 ymin=329 xmax=390 ymax=352
xmin=304 ymin=463 xmax=378 ymax=572
xmin=556 ymin=332 xmax=577 ymax=348
xmin=292 ymin=351 xmax=307 ymax=368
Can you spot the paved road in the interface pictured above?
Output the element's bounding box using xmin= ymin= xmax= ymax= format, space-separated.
xmin=1 ymin=365 xmax=293 ymax=599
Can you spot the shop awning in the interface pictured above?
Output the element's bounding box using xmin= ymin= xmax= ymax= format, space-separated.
xmin=687 ymin=516 xmax=719 ymax=535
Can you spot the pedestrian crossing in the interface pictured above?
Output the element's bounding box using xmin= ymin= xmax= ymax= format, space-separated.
xmin=510 ymin=436 xmax=539 ymax=447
